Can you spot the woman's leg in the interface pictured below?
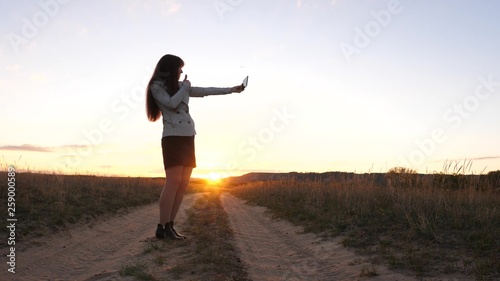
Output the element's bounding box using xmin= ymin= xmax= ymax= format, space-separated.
xmin=170 ymin=166 xmax=193 ymax=222
xmin=159 ymin=165 xmax=183 ymax=225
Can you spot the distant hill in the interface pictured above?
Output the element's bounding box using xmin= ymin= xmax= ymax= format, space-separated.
xmin=225 ymin=171 xmax=500 ymax=189
xmin=225 ymin=171 xmax=387 ymax=186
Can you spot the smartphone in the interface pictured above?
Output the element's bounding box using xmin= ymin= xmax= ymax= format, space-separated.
xmin=242 ymin=76 xmax=249 ymax=88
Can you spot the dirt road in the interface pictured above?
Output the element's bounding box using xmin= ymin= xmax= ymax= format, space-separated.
xmin=221 ymin=193 xmax=415 ymax=281
xmin=1 ymin=195 xmax=196 ymax=281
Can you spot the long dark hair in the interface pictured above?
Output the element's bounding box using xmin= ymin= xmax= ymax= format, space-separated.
xmin=146 ymin=54 xmax=185 ymax=122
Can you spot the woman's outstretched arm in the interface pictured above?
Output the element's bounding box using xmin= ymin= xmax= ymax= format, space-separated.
xmin=189 ymin=85 xmax=244 ymax=97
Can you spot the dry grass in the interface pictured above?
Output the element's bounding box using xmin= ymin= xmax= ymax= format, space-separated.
xmin=183 ymin=191 xmax=250 ymax=281
xmin=230 ymin=168 xmax=500 ymax=280
xmin=139 ymin=191 xmax=250 ymax=281
xmin=0 ymin=168 xmax=208 ymax=239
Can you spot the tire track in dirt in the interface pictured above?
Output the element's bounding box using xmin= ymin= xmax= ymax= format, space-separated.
xmin=0 ymin=195 xmax=196 ymax=281
xmin=221 ymin=193 xmax=415 ymax=281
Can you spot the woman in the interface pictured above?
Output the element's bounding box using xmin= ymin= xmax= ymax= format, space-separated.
xmin=146 ymin=54 xmax=244 ymax=239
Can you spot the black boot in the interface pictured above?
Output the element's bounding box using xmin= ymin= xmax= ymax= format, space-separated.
xmin=155 ymin=224 xmax=165 ymax=239
xmin=170 ymin=221 xmax=186 ymax=239
xmin=164 ymin=222 xmax=183 ymax=240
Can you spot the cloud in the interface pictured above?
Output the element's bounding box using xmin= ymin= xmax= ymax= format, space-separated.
xmin=0 ymin=144 xmax=95 ymax=153
xmin=61 ymin=144 xmax=92 ymax=149
xmin=0 ymin=144 xmax=54 ymax=153
xmin=468 ymin=156 xmax=500 ymax=161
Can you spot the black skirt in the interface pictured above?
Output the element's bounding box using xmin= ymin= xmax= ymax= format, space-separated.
xmin=161 ymin=136 xmax=196 ymax=170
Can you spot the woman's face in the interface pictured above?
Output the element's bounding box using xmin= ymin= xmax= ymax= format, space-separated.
xmin=177 ymin=67 xmax=183 ymax=80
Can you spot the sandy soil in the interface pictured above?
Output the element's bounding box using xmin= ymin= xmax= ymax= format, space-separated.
xmin=221 ymin=193 xmax=419 ymax=281
xmin=0 ymin=195 xmax=198 ymax=281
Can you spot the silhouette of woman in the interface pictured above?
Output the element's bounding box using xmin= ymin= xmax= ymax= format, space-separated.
xmin=146 ymin=54 xmax=245 ymax=239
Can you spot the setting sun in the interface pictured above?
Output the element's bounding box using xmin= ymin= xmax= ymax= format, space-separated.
xmin=207 ymin=172 xmax=223 ymax=185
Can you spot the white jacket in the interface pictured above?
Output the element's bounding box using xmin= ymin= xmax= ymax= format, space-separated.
xmin=151 ymin=80 xmax=233 ymax=137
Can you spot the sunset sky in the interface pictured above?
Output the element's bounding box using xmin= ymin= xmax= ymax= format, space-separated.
xmin=1 ymin=0 xmax=500 ymax=178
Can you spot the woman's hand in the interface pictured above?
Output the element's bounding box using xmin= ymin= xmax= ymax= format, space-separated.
xmin=232 ymin=85 xmax=245 ymax=93
xmin=182 ymin=74 xmax=191 ymax=88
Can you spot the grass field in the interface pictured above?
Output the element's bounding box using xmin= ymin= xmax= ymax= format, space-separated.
xmin=230 ymin=169 xmax=500 ymax=280
xmin=2 ymin=165 xmax=498 ymax=280
xmin=182 ymin=191 xmax=250 ymax=280
xmin=0 ymin=169 xmax=208 ymax=239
